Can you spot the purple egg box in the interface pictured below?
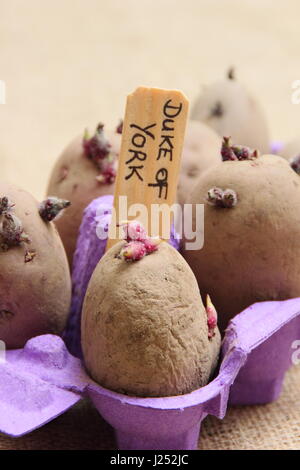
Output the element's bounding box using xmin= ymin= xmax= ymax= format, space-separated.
xmin=0 ymin=297 xmax=299 ymax=449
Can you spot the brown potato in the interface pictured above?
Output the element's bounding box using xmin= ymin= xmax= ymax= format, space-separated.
xmin=177 ymin=121 xmax=221 ymax=206
xmin=82 ymin=241 xmax=220 ymax=397
xmin=46 ymin=127 xmax=121 ymax=267
xmin=182 ymin=154 xmax=300 ymax=333
xmin=191 ymin=70 xmax=270 ymax=154
xmin=0 ymin=182 xmax=71 ymax=348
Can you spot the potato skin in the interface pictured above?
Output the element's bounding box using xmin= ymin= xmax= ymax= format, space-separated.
xmin=46 ymin=130 xmax=121 ymax=267
xmin=0 ymin=183 xmax=71 ymax=348
xmin=177 ymin=121 xmax=221 ymax=206
xmin=191 ymin=79 xmax=270 ymax=154
xmin=82 ymin=242 xmax=220 ymax=397
xmin=182 ymin=155 xmax=300 ymax=332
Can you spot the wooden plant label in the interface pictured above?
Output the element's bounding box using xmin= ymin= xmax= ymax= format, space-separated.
xmin=106 ymin=86 xmax=189 ymax=250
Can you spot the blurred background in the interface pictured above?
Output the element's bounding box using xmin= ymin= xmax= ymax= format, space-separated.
xmin=1 ymin=0 xmax=300 ymax=198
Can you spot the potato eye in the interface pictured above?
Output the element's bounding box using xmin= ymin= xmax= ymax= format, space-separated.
xmin=187 ymin=167 xmax=199 ymax=178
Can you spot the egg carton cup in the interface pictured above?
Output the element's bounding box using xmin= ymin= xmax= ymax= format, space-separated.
xmin=0 ymin=335 xmax=89 ymax=437
xmin=64 ymin=195 xmax=180 ymax=359
xmin=226 ymin=298 xmax=300 ymax=405
xmin=1 ymin=298 xmax=299 ymax=449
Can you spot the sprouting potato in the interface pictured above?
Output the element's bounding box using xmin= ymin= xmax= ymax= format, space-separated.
xmin=46 ymin=123 xmax=121 ymax=267
xmin=182 ymin=139 xmax=300 ymax=333
xmin=0 ymin=182 xmax=71 ymax=348
xmin=191 ymin=68 xmax=270 ymax=154
xmin=82 ymin=230 xmax=220 ymax=398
